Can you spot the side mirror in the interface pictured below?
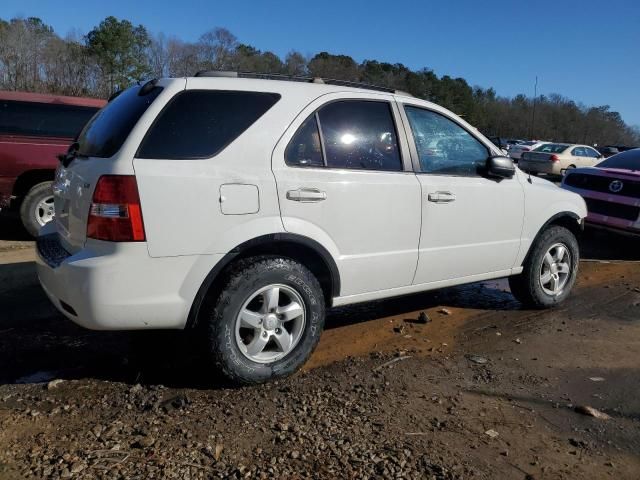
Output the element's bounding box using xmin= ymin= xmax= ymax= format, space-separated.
xmin=485 ymin=155 xmax=515 ymax=179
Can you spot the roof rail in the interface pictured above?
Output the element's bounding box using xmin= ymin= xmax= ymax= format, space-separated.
xmin=193 ymin=70 xmax=413 ymax=96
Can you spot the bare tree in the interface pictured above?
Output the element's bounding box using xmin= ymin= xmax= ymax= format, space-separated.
xmin=0 ymin=17 xmax=54 ymax=91
xmin=168 ymin=39 xmax=205 ymax=77
xmin=284 ymin=51 xmax=307 ymax=76
xmin=0 ymin=14 xmax=637 ymax=146
xmin=198 ymin=27 xmax=237 ymax=71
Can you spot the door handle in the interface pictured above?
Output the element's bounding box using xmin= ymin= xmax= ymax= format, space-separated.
xmin=286 ymin=188 xmax=327 ymax=202
xmin=427 ymin=191 xmax=456 ymax=203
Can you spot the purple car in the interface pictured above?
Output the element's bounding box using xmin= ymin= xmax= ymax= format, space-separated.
xmin=561 ymin=148 xmax=640 ymax=235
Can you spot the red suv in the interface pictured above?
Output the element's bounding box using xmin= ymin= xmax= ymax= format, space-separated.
xmin=0 ymin=91 xmax=105 ymax=235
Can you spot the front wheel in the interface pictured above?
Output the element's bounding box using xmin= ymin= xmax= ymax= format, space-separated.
xmin=205 ymin=256 xmax=325 ymax=385
xmin=509 ymin=225 xmax=579 ymax=308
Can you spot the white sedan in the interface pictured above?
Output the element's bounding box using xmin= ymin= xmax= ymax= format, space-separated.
xmin=509 ymin=141 xmax=545 ymax=160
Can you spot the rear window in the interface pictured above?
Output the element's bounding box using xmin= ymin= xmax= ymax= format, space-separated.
xmin=534 ymin=143 xmax=569 ymax=153
xmin=77 ymin=84 xmax=163 ymax=158
xmin=137 ymin=90 xmax=281 ymax=159
xmin=597 ymin=149 xmax=640 ymax=171
xmin=0 ymin=100 xmax=98 ymax=138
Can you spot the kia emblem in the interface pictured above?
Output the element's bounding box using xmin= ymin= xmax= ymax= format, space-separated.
xmin=608 ymin=180 xmax=623 ymax=193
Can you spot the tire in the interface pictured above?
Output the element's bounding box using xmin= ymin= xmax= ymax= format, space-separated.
xmin=19 ymin=181 xmax=54 ymax=237
xmin=508 ymin=225 xmax=579 ymax=309
xmin=205 ymin=256 xmax=325 ymax=385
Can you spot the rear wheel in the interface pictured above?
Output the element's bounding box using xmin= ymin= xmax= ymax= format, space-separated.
xmin=19 ymin=181 xmax=54 ymax=237
xmin=509 ymin=225 xmax=579 ymax=308
xmin=205 ymin=256 xmax=325 ymax=385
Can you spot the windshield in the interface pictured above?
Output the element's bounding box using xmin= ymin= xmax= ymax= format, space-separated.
xmin=534 ymin=143 xmax=568 ymax=154
xmin=597 ymin=148 xmax=640 ymax=171
xmin=76 ymin=84 xmax=162 ymax=158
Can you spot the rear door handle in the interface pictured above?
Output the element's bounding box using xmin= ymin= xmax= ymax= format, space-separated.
xmin=286 ymin=188 xmax=327 ymax=202
xmin=427 ymin=191 xmax=456 ymax=203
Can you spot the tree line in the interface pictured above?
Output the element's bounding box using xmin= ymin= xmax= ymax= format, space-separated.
xmin=1 ymin=15 xmax=638 ymax=146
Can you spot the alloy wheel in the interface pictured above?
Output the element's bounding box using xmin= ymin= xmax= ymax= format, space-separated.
xmin=234 ymin=284 xmax=306 ymax=363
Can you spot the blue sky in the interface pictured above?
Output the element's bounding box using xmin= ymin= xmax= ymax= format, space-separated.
xmin=3 ymin=0 xmax=639 ymax=126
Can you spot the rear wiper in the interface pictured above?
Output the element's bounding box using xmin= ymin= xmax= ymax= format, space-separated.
xmin=57 ymin=142 xmax=82 ymax=168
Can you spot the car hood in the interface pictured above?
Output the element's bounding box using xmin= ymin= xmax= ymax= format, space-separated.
xmin=599 ymin=167 xmax=640 ymax=178
xmin=567 ymin=166 xmax=640 ymax=179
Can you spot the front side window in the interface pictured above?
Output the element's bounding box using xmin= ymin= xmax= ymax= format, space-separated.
xmin=0 ymin=100 xmax=98 ymax=138
xmin=285 ymin=100 xmax=402 ymax=172
xmin=137 ymin=90 xmax=280 ymax=159
xmin=585 ymin=147 xmax=600 ymax=158
xmin=404 ymin=106 xmax=488 ymax=175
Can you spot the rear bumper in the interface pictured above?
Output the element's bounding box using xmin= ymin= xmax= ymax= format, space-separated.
xmin=35 ymin=223 xmax=223 ymax=330
xmin=519 ymin=159 xmax=561 ymax=175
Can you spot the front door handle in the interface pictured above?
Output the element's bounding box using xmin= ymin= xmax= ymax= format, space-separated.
xmin=286 ymin=188 xmax=327 ymax=202
xmin=427 ymin=191 xmax=456 ymax=203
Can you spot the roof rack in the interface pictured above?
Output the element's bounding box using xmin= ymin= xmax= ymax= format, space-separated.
xmin=193 ymin=70 xmax=413 ymax=96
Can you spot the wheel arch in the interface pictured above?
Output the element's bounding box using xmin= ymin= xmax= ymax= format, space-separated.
xmin=12 ymin=169 xmax=55 ymax=206
xmin=520 ymin=211 xmax=583 ymax=266
xmin=185 ymin=233 xmax=340 ymax=329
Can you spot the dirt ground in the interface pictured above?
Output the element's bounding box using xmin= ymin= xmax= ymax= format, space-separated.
xmin=0 ymin=216 xmax=639 ymax=479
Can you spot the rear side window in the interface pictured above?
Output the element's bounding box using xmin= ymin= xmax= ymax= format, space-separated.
xmin=137 ymin=90 xmax=281 ymax=159
xmin=319 ymin=101 xmax=402 ymax=171
xmin=285 ymin=115 xmax=324 ymax=167
xmin=535 ymin=143 xmax=568 ymax=154
xmin=285 ymin=100 xmax=402 ymax=171
xmin=77 ymin=85 xmax=163 ymax=158
xmin=0 ymin=100 xmax=98 ymax=138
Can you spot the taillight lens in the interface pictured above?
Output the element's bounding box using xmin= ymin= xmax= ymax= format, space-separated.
xmin=87 ymin=175 xmax=145 ymax=242
xmin=550 ymin=154 xmax=560 ymax=162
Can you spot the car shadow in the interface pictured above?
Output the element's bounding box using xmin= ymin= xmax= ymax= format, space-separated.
xmin=579 ymin=227 xmax=640 ymax=261
xmin=0 ymin=215 xmax=33 ymax=242
xmin=326 ymin=279 xmax=518 ymax=330
xmin=0 ymin=226 xmax=633 ymax=389
xmin=0 ymin=258 xmax=519 ymax=390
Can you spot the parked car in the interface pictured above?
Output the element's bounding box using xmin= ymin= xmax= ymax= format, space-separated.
xmin=596 ymin=146 xmax=620 ymax=158
xmin=486 ymin=136 xmax=508 ymax=150
xmin=505 ymin=139 xmax=525 ymax=149
xmin=0 ymin=91 xmax=105 ymax=235
xmin=508 ymin=140 xmax=545 ymax=161
xmin=36 ymin=73 xmax=586 ymax=384
xmin=519 ymin=143 xmax=604 ymax=177
xmin=562 ymin=148 xmax=640 ymax=236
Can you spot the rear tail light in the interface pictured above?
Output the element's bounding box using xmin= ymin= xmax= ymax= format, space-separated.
xmin=550 ymin=154 xmax=560 ymax=162
xmin=522 ymin=147 xmax=530 ymax=151
xmin=87 ymin=175 xmax=145 ymax=242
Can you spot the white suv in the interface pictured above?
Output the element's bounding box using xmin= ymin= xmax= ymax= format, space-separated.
xmin=36 ymin=73 xmax=587 ymax=384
